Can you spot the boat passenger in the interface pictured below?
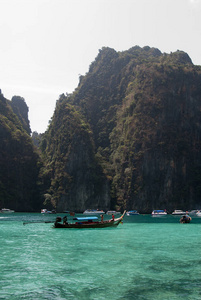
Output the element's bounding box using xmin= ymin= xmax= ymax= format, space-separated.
xmin=112 ymin=214 xmax=115 ymax=221
xmin=54 ymin=216 xmax=62 ymax=226
xmin=63 ymin=216 xmax=68 ymax=225
xmin=180 ymin=215 xmax=191 ymax=223
xmin=101 ymin=214 xmax=104 ymax=223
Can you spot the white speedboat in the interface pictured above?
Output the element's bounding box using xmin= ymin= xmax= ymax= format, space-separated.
xmin=106 ymin=210 xmax=121 ymax=215
xmin=196 ymin=210 xmax=201 ymax=217
xmin=0 ymin=208 xmax=15 ymax=213
xmin=172 ymin=210 xmax=187 ymax=215
xmin=41 ymin=209 xmax=56 ymax=214
xmin=126 ymin=210 xmax=139 ymax=216
xmin=83 ymin=209 xmax=105 ymax=215
xmin=188 ymin=210 xmax=199 ymax=215
xmin=152 ymin=210 xmax=167 ymax=216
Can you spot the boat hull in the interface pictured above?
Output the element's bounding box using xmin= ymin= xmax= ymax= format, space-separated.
xmin=83 ymin=210 xmax=105 ymax=215
xmin=152 ymin=213 xmax=167 ymax=217
xmin=152 ymin=210 xmax=167 ymax=216
xmin=126 ymin=210 xmax=139 ymax=216
xmin=0 ymin=209 xmax=15 ymax=213
xmin=106 ymin=211 xmax=121 ymax=215
xmin=172 ymin=210 xmax=187 ymax=215
xmin=54 ymin=221 xmax=120 ymax=228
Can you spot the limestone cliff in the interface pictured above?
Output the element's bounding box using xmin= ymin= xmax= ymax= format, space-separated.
xmin=40 ymin=98 xmax=110 ymax=211
xmin=10 ymin=95 xmax=31 ymax=135
xmin=0 ymin=91 xmax=42 ymax=211
xmin=40 ymin=47 xmax=201 ymax=212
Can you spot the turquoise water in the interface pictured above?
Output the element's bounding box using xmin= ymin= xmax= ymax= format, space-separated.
xmin=0 ymin=213 xmax=201 ymax=300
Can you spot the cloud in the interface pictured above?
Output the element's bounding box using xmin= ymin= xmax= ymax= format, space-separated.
xmin=189 ymin=0 xmax=201 ymax=4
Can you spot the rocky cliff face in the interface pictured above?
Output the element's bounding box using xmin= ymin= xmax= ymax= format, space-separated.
xmin=0 ymin=91 xmax=42 ymax=211
xmin=10 ymin=95 xmax=31 ymax=135
xmin=40 ymin=100 xmax=110 ymax=212
xmin=40 ymin=47 xmax=201 ymax=212
xmin=111 ymin=61 xmax=201 ymax=212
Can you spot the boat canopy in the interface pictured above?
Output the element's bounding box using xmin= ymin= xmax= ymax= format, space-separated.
xmin=73 ymin=217 xmax=98 ymax=221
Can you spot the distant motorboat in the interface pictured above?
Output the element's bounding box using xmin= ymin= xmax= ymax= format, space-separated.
xmin=152 ymin=210 xmax=167 ymax=216
xmin=180 ymin=209 xmax=201 ymax=217
xmin=83 ymin=209 xmax=105 ymax=215
xmin=41 ymin=209 xmax=56 ymax=214
xmin=0 ymin=208 xmax=15 ymax=213
xmin=188 ymin=210 xmax=199 ymax=216
xmin=196 ymin=210 xmax=201 ymax=217
xmin=106 ymin=210 xmax=121 ymax=215
xmin=172 ymin=210 xmax=187 ymax=215
xmin=126 ymin=210 xmax=139 ymax=216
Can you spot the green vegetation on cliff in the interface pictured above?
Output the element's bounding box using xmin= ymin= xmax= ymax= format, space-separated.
xmin=40 ymin=98 xmax=110 ymax=211
xmin=40 ymin=46 xmax=201 ymax=212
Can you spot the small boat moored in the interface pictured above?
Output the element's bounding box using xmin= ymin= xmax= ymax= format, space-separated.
xmin=41 ymin=209 xmax=56 ymax=214
xmin=180 ymin=215 xmax=192 ymax=223
xmin=54 ymin=211 xmax=126 ymax=228
xmin=172 ymin=210 xmax=187 ymax=215
xmin=126 ymin=210 xmax=139 ymax=216
xmin=196 ymin=210 xmax=201 ymax=217
xmin=106 ymin=210 xmax=121 ymax=215
xmin=152 ymin=210 xmax=167 ymax=216
xmin=0 ymin=208 xmax=15 ymax=213
xmin=83 ymin=209 xmax=105 ymax=215
xmin=188 ymin=210 xmax=199 ymax=216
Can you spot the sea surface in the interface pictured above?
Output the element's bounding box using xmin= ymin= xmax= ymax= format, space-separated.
xmin=0 ymin=213 xmax=201 ymax=300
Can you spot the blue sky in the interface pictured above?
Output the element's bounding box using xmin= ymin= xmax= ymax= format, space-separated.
xmin=1 ymin=0 xmax=201 ymax=133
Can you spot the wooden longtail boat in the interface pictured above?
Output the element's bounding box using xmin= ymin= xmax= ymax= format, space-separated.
xmin=54 ymin=211 xmax=126 ymax=228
